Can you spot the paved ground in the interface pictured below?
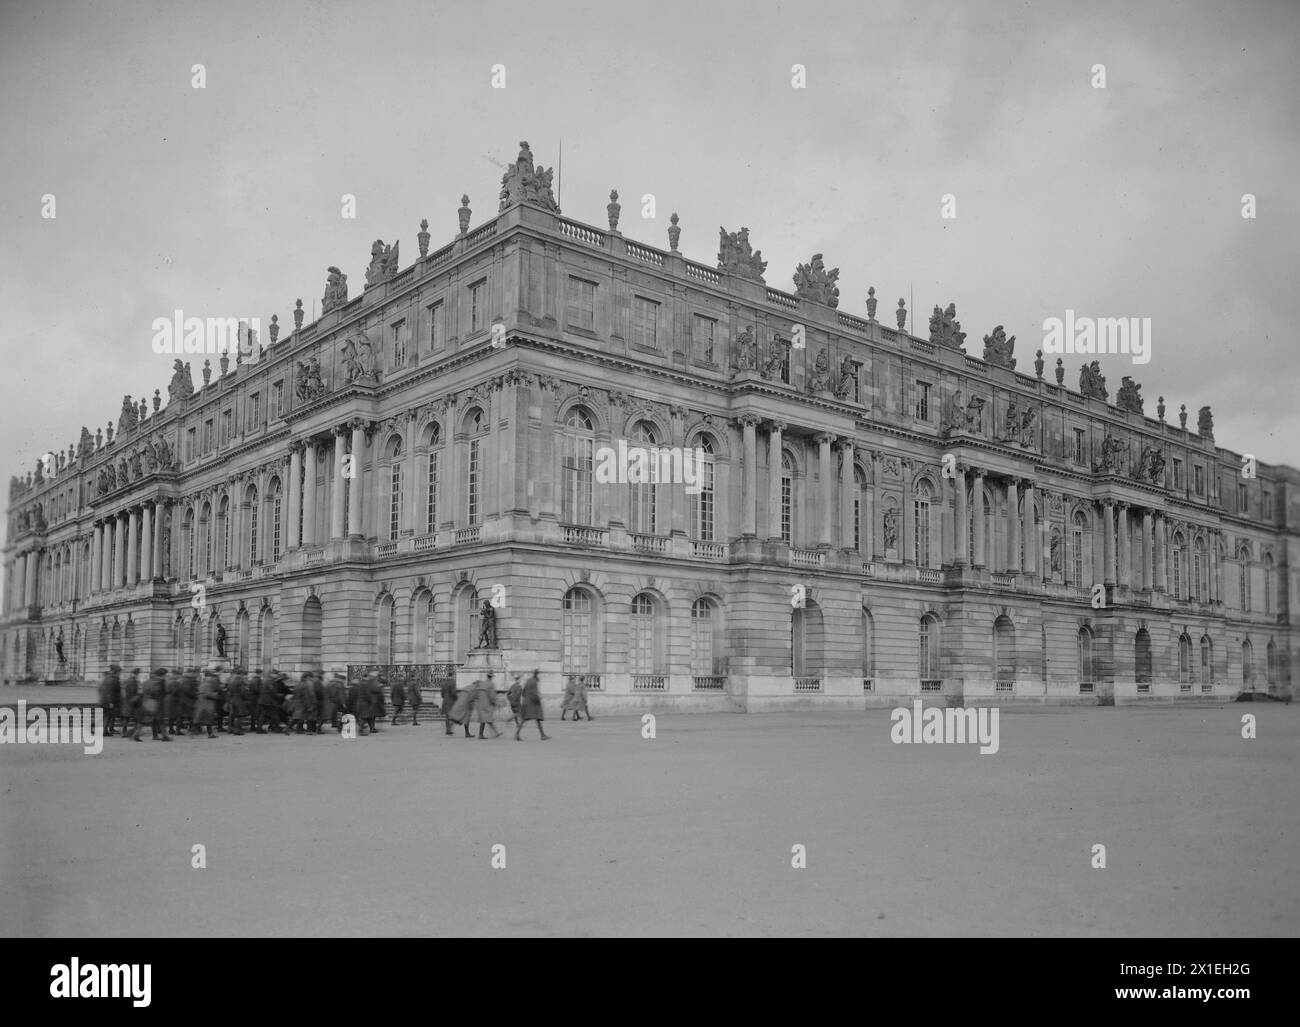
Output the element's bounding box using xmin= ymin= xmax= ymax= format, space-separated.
xmin=1 ymin=699 xmax=1296 ymax=937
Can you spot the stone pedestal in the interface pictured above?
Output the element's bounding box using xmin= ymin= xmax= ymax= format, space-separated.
xmin=457 ymin=649 xmax=507 ymax=693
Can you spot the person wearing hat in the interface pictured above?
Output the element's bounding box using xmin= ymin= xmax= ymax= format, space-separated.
xmin=323 ymin=671 xmax=345 ymax=732
xmin=506 ymin=674 xmax=524 ymax=731
xmin=194 ymin=663 xmax=221 ymax=738
xmin=448 ymin=679 xmax=475 ymax=738
xmin=515 ymin=669 xmax=549 ymax=741
xmin=440 ymin=676 xmax=466 ymax=737
xmin=256 ymin=668 xmax=282 ymax=734
xmin=390 ymin=676 xmax=407 ymax=726
xmin=362 ymin=671 xmax=386 ymax=735
xmin=98 ymin=664 xmax=122 ymax=737
xmin=408 ymin=675 xmax=423 ymax=727
xmin=121 ymin=668 xmax=143 ymax=738
xmin=473 ymin=672 xmax=502 ymax=740
xmin=180 ymin=666 xmax=200 ymax=733
xmin=134 ymin=667 xmax=172 ymax=741
xmin=226 ymin=666 xmax=249 ymax=736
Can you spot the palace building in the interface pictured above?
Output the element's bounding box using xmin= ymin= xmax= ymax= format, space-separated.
xmin=3 ymin=141 xmax=1297 ymax=708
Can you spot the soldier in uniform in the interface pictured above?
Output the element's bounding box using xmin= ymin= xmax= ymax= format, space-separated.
xmin=408 ymin=675 xmax=423 ymax=727
xmin=180 ymin=666 xmax=200 ymax=733
xmin=121 ymin=668 xmax=143 ymax=737
xmin=322 ymin=672 xmax=345 ymax=732
xmin=515 ymin=669 xmax=550 ymax=741
xmin=362 ymin=672 xmax=386 ymax=735
xmin=246 ymin=669 xmax=263 ymax=732
xmin=257 ymin=670 xmax=282 ymax=734
xmin=440 ymin=677 xmax=461 ymax=736
xmin=98 ymin=664 xmax=122 ymax=737
xmin=165 ymin=667 xmax=183 ymax=735
xmin=473 ymin=673 xmax=502 ymax=739
xmin=345 ymin=673 xmax=363 ymax=733
xmin=226 ymin=667 xmax=249 ymax=736
xmin=390 ymin=677 xmax=407 ymax=726
xmin=194 ymin=664 xmax=221 ymax=738
xmin=506 ymin=674 xmax=524 ymax=731
xmin=448 ymin=681 xmax=475 ymax=738
xmin=134 ymin=667 xmax=172 ymax=741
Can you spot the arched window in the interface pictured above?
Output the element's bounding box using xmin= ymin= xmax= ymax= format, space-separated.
xmin=629 ymin=592 xmax=664 ymax=681
xmin=1078 ymin=627 xmax=1095 ymax=687
xmin=182 ymin=508 xmax=195 ymax=580
xmin=465 ymin=409 xmax=487 ymax=527
xmin=562 ymin=587 xmax=600 ymax=683
xmin=629 ymin=422 xmax=659 ymax=535
xmin=98 ymin=622 xmax=109 ymax=663
xmin=691 ymin=597 xmax=721 ymax=681
xmin=780 ymin=452 xmax=794 ymax=544
xmin=377 ymin=594 xmax=396 ymax=664
xmin=1238 ymin=545 xmax=1251 ymax=611
xmin=993 ymin=616 xmax=1016 ymax=689
xmin=413 ymin=590 xmax=434 ymax=663
xmin=791 ymin=601 xmax=823 ymax=681
xmin=1135 ymin=628 xmax=1152 ymax=686
xmin=1193 ymin=537 xmax=1207 ymax=602
xmin=561 ymin=408 xmax=594 ymax=526
xmin=457 ymin=586 xmax=480 ymax=657
xmin=914 ymin=480 xmax=933 ymax=567
xmin=269 ymin=478 xmax=283 ymax=561
xmin=853 ymin=467 xmax=867 ymax=553
xmin=246 ymin=485 xmax=259 ymax=566
xmin=257 ymin=606 xmax=274 ymax=671
xmin=425 ymin=423 xmax=442 ymax=536
xmin=387 ymin=436 xmax=403 ymax=541
xmin=1266 ymin=640 xmax=1277 ymax=687
xmin=862 ymin=606 xmax=875 ymax=688
xmin=1242 ymin=639 xmax=1254 ymax=689
xmin=1178 ymin=633 xmax=1192 ymax=686
xmin=302 ymin=595 xmax=322 ymax=664
xmin=200 ymin=501 xmax=213 ymax=575
xmin=1263 ymin=554 xmax=1275 ymax=614
xmin=919 ymin=614 xmax=941 ymax=686
xmin=219 ymin=496 xmax=230 ymax=571
xmin=1199 ymin=634 xmax=1213 ymax=690
xmin=691 ymin=436 xmax=716 ymax=542
xmin=1171 ymin=532 xmax=1184 ymax=599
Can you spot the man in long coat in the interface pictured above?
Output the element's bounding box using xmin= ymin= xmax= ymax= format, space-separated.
xmin=408 ymin=676 xmax=423 ymax=727
xmin=257 ymin=670 xmax=282 ymax=734
xmin=180 ymin=667 xmax=200 ymax=733
xmin=226 ymin=668 xmax=249 ymax=735
xmin=440 ymin=677 xmax=464 ymax=736
xmin=515 ymin=669 xmax=549 ymax=741
xmin=98 ymin=665 xmax=122 ymax=736
xmin=389 ymin=678 xmax=407 ymax=726
xmin=121 ymin=668 xmax=143 ymax=737
xmin=134 ymin=667 xmax=172 ymax=741
xmin=165 ymin=668 xmax=184 ymax=735
xmin=194 ymin=664 xmax=221 ymax=738
xmin=322 ymin=673 xmax=345 ymax=731
xmin=473 ymin=673 xmax=502 ymax=739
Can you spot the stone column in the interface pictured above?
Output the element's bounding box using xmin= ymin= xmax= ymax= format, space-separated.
xmin=140 ymin=503 xmax=153 ymax=582
xmin=330 ymin=429 xmax=347 ymax=540
xmin=1102 ymin=501 xmax=1116 ymax=586
xmin=1210 ymin=533 xmax=1220 ymax=603
xmin=766 ymin=421 xmax=784 ymax=540
xmin=114 ymin=514 xmax=126 ymax=588
xmin=972 ymin=469 xmax=986 ymax=568
xmin=1023 ymin=480 xmax=1037 ymax=579
xmin=347 ymin=421 xmax=365 ymax=537
xmin=955 ymin=468 xmax=968 ymax=566
xmin=1007 ymin=478 xmax=1021 ymax=573
xmin=838 ymin=440 xmax=855 ymax=548
xmin=1154 ymin=513 xmax=1167 ymax=591
xmin=90 ymin=525 xmax=102 ymax=595
xmin=287 ymin=443 xmax=303 ymax=550
xmin=154 ymin=502 xmax=167 ymax=579
xmin=302 ymin=440 xmax=318 ymax=546
xmin=1141 ymin=510 xmax=1153 ymax=590
xmin=227 ymin=490 xmax=241 ymax=571
xmin=17 ymin=551 xmax=29 ymax=607
xmin=816 ymin=433 xmax=833 ymax=547
xmin=101 ymin=521 xmax=112 ymax=592
xmin=26 ymin=551 xmax=38 ymax=606
xmin=740 ymin=416 xmax=758 ymax=537
xmin=1117 ymin=503 xmax=1131 ymax=587
xmin=125 ymin=508 xmax=138 ymax=586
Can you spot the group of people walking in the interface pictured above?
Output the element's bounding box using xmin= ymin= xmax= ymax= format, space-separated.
xmin=94 ymin=664 xmax=580 ymax=742
xmin=441 ymin=670 xmax=551 ymax=741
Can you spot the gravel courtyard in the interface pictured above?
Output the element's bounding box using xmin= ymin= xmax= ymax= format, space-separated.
xmin=2 ymin=697 xmax=1296 ymax=937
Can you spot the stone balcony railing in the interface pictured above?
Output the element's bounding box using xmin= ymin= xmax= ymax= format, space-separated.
xmin=562 ymin=525 xmax=607 ymax=547
xmin=691 ymin=540 xmax=728 ymax=561
xmin=791 ymin=547 xmax=825 ymax=568
xmin=632 ymin=674 xmax=667 ymax=691
xmin=454 ymin=526 xmax=481 ymax=546
xmin=794 ymin=677 xmax=823 ymax=692
xmin=692 ymin=675 xmax=726 ymax=691
xmin=630 ymin=532 xmax=668 ymax=554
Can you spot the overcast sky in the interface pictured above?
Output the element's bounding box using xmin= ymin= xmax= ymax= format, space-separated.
xmin=2 ymin=0 xmax=1297 ymax=526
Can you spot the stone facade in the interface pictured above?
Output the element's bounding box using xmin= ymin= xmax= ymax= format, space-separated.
xmin=3 ymin=144 xmax=1297 ymax=709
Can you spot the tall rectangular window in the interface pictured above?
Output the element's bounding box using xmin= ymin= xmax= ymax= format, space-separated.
xmin=220 ymin=409 xmax=232 ymax=446
xmin=781 ymin=473 xmax=792 ymax=544
xmin=1073 ymin=429 xmax=1086 ymax=464
xmin=1263 ymin=491 xmax=1273 ymax=519
xmin=247 ymin=393 xmax=260 ymax=432
xmin=915 ymin=381 xmax=931 ymax=421
xmin=470 ymin=280 xmax=486 ymax=334
xmin=428 ymin=300 xmax=445 ymax=350
xmin=270 ymin=381 xmax=284 ymax=421
xmin=186 ymin=427 xmax=196 ymax=461
xmin=389 ymin=464 xmax=402 ymax=541
xmin=202 ymin=419 xmax=213 ymax=455
xmin=696 ymin=457 xmax=714 ymax=541
xmin=914 ymin=498 xmax=931 ymax=566
xmin=1238 ymin=483 xmax=1248 ymax=513
xmin=632 ymin=296 xmax=659 ymax=350
xmin=1194 ymin=465 xmax=1204 ymax=496
xmin=1173 ymin=459 xmax=1184 ymax=489
xmin=391 ymin=319 xmax=407 ymax=368
xmin=566 ymin=277 xmax=595 ymax=332
xmin=467 ymin=439 xmax=481 ymax=526
xmin=692 ymin=315 xmax=715 ymax=363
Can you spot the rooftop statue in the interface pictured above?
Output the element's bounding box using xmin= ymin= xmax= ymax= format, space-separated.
xmin=1079 ymin=360 xmax=1108 ymax=401
xmin=498 ymin=141 xmax=561 ymax=213
xmin=117 ymin=395 xmax=138 ymax=436
xmin=793 ymin=254 xmax=840 ymax=308
xmin=928 ymin=303 xmax=966 ymax=350
xmin=981 ymin=325 xmax=1016 ymax=369
xmin=322 ymin=266 xmax=349 ymax=314
xmin=364 ymin=240 xmax=400 ymax=287
xmin=1198 ymin=405 xmax=1214 ymax=439
xmin=1116 ymin=376 xmax=1144 ymax=414
xmin=167 ymin=359 xmax=194 ymax=405
xmin=717 ymin=226 xmax=767 ymax=282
